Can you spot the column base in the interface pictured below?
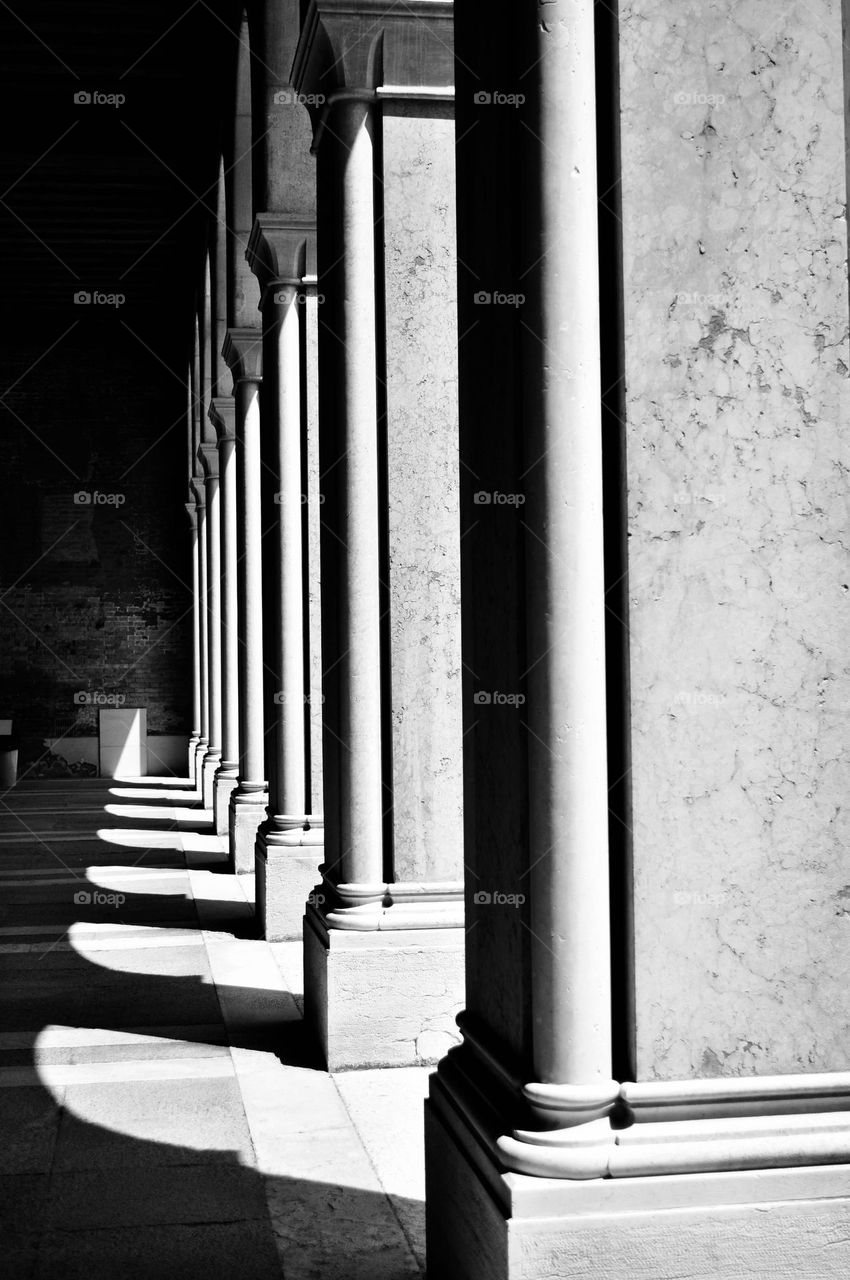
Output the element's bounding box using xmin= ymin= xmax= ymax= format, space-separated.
xmin=212 ymin=766 xmax=239 ymax=836
xmin=201 ymin=749 xmax=221 ymax=811
xmin=228 ymin=788 xmax=268 ymax=874
xmin=193 ymin=740 xmax=208 ymax=796
xmin=255 ymin=820 xmax=324 ymax=941
xmin=303 ymin=903 xmax=464 ymax=1070
xmin=187 ymin=734 xmax=200 ymax=784
xmin=425 ymin=1089 xmax=850 ymax=1280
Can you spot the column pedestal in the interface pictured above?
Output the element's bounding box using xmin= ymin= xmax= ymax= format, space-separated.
xmin=229 ymin=787 xmax=267 ymax=875
xmin=305 ymin=903 xmax=465 ymax=1071
xmin=425 ymin=1077 xmax=850 ymax=1280
xmin=256 ymin=827 xmax=324 ymax=943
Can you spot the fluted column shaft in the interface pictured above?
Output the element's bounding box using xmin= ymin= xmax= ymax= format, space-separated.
xmin=185 ymin=500 xmax=201 ymax=780
xmin=192 ymin=478 xmax=209 ymax=787
xmin=335 ymin=95 xmax=384 ymax=887
xmin=199 ymin=444 xmax=222 ymax=809
xmin=223 ymin=329 xmax=267 ymax=873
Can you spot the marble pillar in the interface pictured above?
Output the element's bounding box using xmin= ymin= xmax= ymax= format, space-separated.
xmin=293 ymin=0 xmax=464 ymax=1069
xmin=191 ymin=475 xmax=209 ymax=789
xmin=185 ymin=498 xmax=202 ymax=782
xmin=425 ymin=2 xmax=850 ymax=1277
xmin=198 ymin=443 xmax=222 ymax=810
xmin=247 ymin=215 xmax=324 ymax=941
xmin=209 ymin=396 xmax=240 ymax=834
xmin=223 ymin=330 xmax=268 ymax=873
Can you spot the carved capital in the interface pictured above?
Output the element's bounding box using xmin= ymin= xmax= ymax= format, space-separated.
xmin=246 ymin=213 xmax=316 ymax=291
xmin=292 ymin=0 xmax=453 ymax=113
xmin=197 ymin=442 xmax=219 ymax=480
xmin=222 ymin=327 xmax=263 ymax=383
xmin=209 ymin=395 xmax=236 ymax=444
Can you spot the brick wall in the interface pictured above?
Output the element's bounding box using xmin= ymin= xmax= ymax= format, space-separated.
xmin=0 ymin=320 xmax=192 ymax=771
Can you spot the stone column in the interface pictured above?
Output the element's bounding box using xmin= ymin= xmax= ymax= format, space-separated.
xmin=185 ymin=498 xmax=202 ymax=782
xmin=247 ymin=215 xmax=324 ymax=940
xmin=198 ymin=443 xmax=222 ymax=810
xmin=190 ymin=476 xmax=208 ymax=788
xmin=223 ymin=330 xmax=267 ymax=872
xmin=424 ymin=1 xmax=850 ymax=1276
xmin=209 ymin=396 xmax=240 ymax=835
xmin=293 ymin=0 xmax=464 ymax=1069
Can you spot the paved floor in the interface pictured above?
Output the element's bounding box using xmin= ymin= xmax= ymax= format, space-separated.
xmin=0 ymin=774 xmax=429 ymax=1279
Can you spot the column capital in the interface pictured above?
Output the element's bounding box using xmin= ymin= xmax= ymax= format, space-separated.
xmin=292 ymin=0 xmax=453 ymax=118
xmin=246 ymin=213 xmax=316 ymax=292
xmin=209 ymin=394 xmax=236 ymax=444
xmin=222 ymin=328 xmax=263 ymax=383
xmin=197 ymin=442 xmax=219 ymax=480
xmin=190 ymin=476 xmax=206 ymax=508
xmin=184 ymin=499 xmax=198 ymax=530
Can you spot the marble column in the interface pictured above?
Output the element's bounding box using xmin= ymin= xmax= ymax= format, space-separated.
xmin=424 ymin=1 xmax=850 ymax=1277
xmin=223 ymin=330 xmax=268 ymax=872
xmin=293 ymin=0 xmax=464 ymax=1069
xmin=185 ymin=498 xmax=202 ymax=783
xmin=209 ymin=396 xmax=240 ymax=835
xmin=247 ymin=215 xmax=324 ymax=940
xmin=198 ymin=443 xmax=222 ymax=810
xmin=190 ymin=475 xmax=209 ymax=789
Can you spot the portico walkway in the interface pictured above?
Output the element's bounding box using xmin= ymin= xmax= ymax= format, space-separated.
xmin=0 ymin=774 xmax=427 ymax=1279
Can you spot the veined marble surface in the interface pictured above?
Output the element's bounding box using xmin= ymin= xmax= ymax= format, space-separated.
xmin=620 ymin=0 xmax=850 ymax=1078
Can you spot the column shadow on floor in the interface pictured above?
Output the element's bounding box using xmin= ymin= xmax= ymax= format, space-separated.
xmin=0 ymin=777 xmax=425 ymax=1280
